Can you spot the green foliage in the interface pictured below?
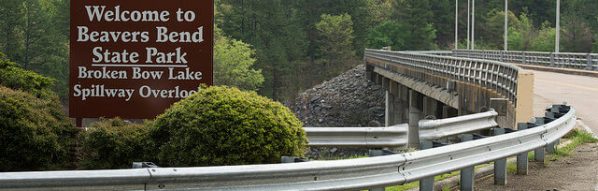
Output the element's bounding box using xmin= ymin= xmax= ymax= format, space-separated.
xmin=562 ymin=14 xmax=593 ymax=52
xmin=0 ymin=0 xmax=69 ymax=100
xmin=508 ymin=13 xmax=536 ymax=51
xmin=214 ymin=27 xmax=264 ymax=91
xmin=79 ymin=118 xmax=156 ymax=169
xmin=367 ymin=21 xmax=406 ymax=50
xmin=531 ymin=22 xmax=556 ymax=52
xmin=152 ymin=86 xmax=307 ymax=167
xmin=315 ymin=13 xmax=355 ymax=72
xmin=365 ymin=0 xmax=393 ymax=27
xmin=0 ymin=86 xmax=78 ymax=171
xmin=0 ymin=53 xmax=55 ymax=99
xmin=392 ymin=0 xmax=437 ymax=50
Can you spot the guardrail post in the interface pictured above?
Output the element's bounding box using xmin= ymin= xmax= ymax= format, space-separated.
xmin=586 ymin=53 xmax=594 ymax=70
xmin=493 ymin=128 xmax=507 ymax=185
xmin=534 ymin=119 xmax=546 ymax=163
xmin=419 ymin=141 xmax=435 ymax=191
xmin=408 ymin=90 xmax=423 ymax=148
xmin=516 ymin=123 xmax=529 ymax=175
xmin=546 ymin=108 xmax=560 ymax=154
xmin=459 ymin=134 xmax=475 ymax=191
xmin=550 ymin=53 xmax=555 ymax=67
xmin=368 ymin=150 xmax=392 ymax=191
xmin=547 ymin=139 xmax=559 ymax=154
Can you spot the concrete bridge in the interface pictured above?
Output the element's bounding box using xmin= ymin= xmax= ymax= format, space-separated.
xmin=365 ymin=49 xmax=534 ymax=148
xmin=366 ymin=49 xmax=598 ymax=148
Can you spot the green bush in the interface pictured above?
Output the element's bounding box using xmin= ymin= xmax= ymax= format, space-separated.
xmin=79 ymin=118 xmax=156 ymax=169
xmin=152 ymin=86 xmax=307 ymax=166
xmin=0 ymin=53 xmax=56 ymax=99
xmin=0 ymin=86 xmax=78 ymax=171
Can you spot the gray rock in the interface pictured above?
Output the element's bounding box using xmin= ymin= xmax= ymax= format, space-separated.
xmin=291 ymin=64 xmax=385 ymax=127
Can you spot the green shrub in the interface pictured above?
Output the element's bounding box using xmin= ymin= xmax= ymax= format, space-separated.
xmin=152 ymin=86 xmax=307 ymax=166
xmin=0 ymin=53 xmax=56 ymax=99
xmin=79 ymin=118 xmax=156 ymax=169
xmin=0 ymin=86 xmax=78 ymax=171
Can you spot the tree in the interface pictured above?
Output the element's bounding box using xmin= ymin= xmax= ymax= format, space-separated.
xmin=315 ymin=13 xmax=355 ymax=75
xmin=562 ymin=13 xmax=593 ymax=52
xmin=367 ymin=21 xmax=407 ymax=50
xmin=508 ymin=13 xmax=536 ymax=51
xmin=365 ymin=0 xmax=393 ymax=28
xmin=214 ymin=27 xmax=264 ymax=91
xmin=0 ymin=0 xmax=69 ymax=99
xmin=0 ymin=0 xmax=23 ymax=62
xmin=392 ymin=0 xmax=437 ymax=50
xmin=531 ymin=22 xmax=555 ymax=52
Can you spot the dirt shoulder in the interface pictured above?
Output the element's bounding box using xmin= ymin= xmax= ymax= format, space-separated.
xmin=476 ymin=142 xmax=598 ymax=191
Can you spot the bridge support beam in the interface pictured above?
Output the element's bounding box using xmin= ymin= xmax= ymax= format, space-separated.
xmin=408 ymin=90 xmax=423 ymax=148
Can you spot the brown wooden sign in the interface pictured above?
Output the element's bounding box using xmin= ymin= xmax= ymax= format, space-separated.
xmin=69 ymin=0 xmax=213 ymax=119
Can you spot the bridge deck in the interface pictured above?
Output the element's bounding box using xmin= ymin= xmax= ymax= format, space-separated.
xmin=532 ymin=70 xmax=598 ymax=134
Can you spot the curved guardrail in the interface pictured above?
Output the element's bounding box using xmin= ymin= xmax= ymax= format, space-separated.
xmin=0 ymin=105 xmax=575 ymax=191
xmin=365 ymin=49 xmax=521 ymax=104
xmin=305 ymin=109 xmax=498 ymax=147
xmin=453 ymin=49 xmax=598 ymax=71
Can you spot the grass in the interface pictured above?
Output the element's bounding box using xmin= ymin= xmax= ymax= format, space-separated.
xmin=549 ymin=129 xmax=598 ymax=161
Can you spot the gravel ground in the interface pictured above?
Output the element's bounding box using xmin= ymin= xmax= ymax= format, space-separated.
xmin=476 ymin=142 xmax=598 ymax=191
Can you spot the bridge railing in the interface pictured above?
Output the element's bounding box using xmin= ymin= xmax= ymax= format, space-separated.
xmin=0 ymin=105 xmax=575 ymax=191
xmin=365 ymin=49 xmax=520 ymax=105
xmin=453 ymin=49 xmax=598 ymax=71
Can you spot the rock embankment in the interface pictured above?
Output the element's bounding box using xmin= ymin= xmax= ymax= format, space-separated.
xmin=292 ymin=64 xmax=385 ymax=127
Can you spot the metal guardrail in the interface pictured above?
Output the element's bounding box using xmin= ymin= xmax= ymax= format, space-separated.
xmin=0 ymin=105 xmax=574 ymax=191
xmin=304 ymin=110 xmax=498 ymax=147
xmin=453 ymin=49 xmax=598 ymax=71
xmin=304 ymin=125 xmax=408 ymax=147
xmin=365 ymin=49 xmax=521 ymax=104
xmin=419 ymin=109 xmax=498 ymax=140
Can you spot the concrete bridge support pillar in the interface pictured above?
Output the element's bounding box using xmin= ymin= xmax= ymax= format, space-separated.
xmin=423 ymin=97 xmax=439 ymax=119
xmin=385 ymin=81 xmax=404 ymax=126
xmin=384 ymin=80 xmax=394 ymax=126
xmin=441 ymin=105 xmax=459 ymax=119
xmin=408 ymin=90 xmax=424 ymax=148
xmin=400 ymin=84 xmax=410 ymax=122
xmin=366 ymin=64 xmax=375 ymax=82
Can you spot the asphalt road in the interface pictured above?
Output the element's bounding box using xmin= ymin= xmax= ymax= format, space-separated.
xmin=532 ymin=70 xmax=598 ymax=134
